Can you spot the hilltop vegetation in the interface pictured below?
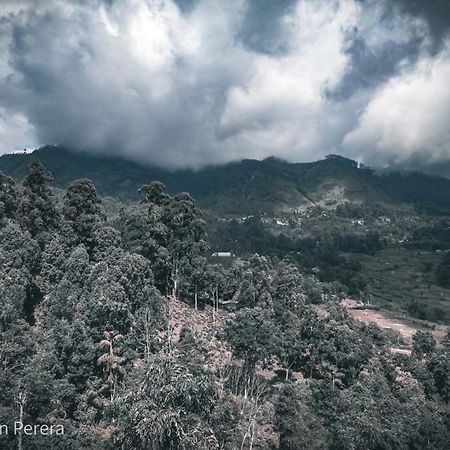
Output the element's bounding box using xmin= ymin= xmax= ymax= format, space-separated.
xmin=2 ymin=146 xmax=450 ymax=214
xmin=1 ymin=159 xmax=450 ymax=449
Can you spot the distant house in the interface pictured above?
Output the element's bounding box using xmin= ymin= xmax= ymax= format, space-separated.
xmin=212 ymin=251 xmax=234 ymax=257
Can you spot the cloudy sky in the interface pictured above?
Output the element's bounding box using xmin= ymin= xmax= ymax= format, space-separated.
xmin=0 ymin=0 xmax=449 ymax=174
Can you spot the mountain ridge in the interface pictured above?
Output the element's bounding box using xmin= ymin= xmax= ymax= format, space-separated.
xmin=1 ymin=146 xmax=450 ymax=214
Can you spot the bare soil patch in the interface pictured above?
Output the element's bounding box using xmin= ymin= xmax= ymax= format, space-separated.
xmin=342 ymin=298 xmax=447 ymax=344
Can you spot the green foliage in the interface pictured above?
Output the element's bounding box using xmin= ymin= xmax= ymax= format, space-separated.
xmin=139 ymin=181 xmax=169 ymax=206
xmin=0 ymin=171 xmax=18 ymax=220
xmin=63 ymin=178 xmax=105 ymax=250
xmin=1 ymin=157 xmax=449 ymax=449
xmin=120 ymin=184 xmax=208 ymax=296
xmin=17 ymin=159 xmax=59 ymax=237
xmin=112 ymin=354 xmax=220 ymax=450
xmin=412 ymin=331 xmax=437 ymax=358
xmin=224 ymin=306 xmax=276 ymax=369
xmin=275 ymin=383 xmax=328 ymax=450
xmin=436 ymin=253 xmax=450 ymax=288
xmin=317 ymin=364 xmax=450 ymax=450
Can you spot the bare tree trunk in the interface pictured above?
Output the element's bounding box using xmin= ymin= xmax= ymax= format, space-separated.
xmin=240 ymin=429 xmax=249 ymax=450
xmin=216 ymin=284 xmax=219 ymax=313
xmin=172 ymin=275 xmax=178 ymax=299
xmin=171 ymin=257 xmax=179 ymax=299
xmin=144 ymin=309 xmax=152 ymax=359
xmin=109 ymin=341 xmax=115 ymax=402
xmin=249 ymin=422 xmax=255 ymax=450
xmin=166 ymin=297 xmax=172 ymax=356
xmin=18 ymin=403 xmax=23 ymax=450
xmin=16 ymin=392 xmax=26 ymax=450
xmin=212 ymin=285 xmax=219 ymax=322
xmin=194 ymin=284 xmax=198 ymax=311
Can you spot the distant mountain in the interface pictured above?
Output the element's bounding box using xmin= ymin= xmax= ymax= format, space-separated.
xmin=1 ymin=146 xmax=450 ymax=214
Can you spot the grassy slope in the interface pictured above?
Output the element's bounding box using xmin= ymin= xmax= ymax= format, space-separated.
xmin=353 ymin=248 xmax=450 ymax=324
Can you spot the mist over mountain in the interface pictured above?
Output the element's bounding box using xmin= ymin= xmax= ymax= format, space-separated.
xmin=1 ymin=145 xmax=450 ymax=214
xmin=1 ymin=0 xmax=450 ymax=173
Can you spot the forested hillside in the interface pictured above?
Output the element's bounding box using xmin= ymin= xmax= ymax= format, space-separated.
xmin=2 ymin=147 xmax=450 ymax=214
xmin=0 ymin=160 xmax=449 ymax=449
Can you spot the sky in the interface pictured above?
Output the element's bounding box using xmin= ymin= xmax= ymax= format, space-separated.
xmin=0 ymin=0 xmax=449 ymax=175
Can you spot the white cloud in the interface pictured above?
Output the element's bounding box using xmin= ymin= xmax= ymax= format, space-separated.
xmin=218 ymin=0 xmax=359 ymax=161
xmin=343 ymin=42 xmax=450 ymax=167
xmin=0 ymin=108 xmax=36 ymax=154
xmin=0 ymin=0 xmax=448 ymax=172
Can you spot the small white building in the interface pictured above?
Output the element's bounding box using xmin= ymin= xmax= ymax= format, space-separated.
xmin=212 ymin=251 xmax=234 ymax=257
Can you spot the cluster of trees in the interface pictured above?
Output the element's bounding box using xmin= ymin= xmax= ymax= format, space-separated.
xmin=1 ymin=160 xmax=449 ymax=449
xmin=407 ymin=219 xmax=450 ymax=291
xmin=436 ymin=253 xmax=450 ymax=289
xmin=409 ymin=219 xmax=450 ymax=251
xmin=335 ymin=202 xmax=392 ymax=219
xmin=222 ymin=261 xmax=450 ymax=448
xmin=0 ymin=160 xmax=214 ymax=448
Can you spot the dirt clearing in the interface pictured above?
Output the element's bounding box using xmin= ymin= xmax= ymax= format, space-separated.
xmin=341 ymin=299 xmax=448 ymax=344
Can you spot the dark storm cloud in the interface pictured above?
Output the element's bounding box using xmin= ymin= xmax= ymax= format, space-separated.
xmin=393 ymin=0 xmax=450 ymax=50
xmin=0 ymin=0 xmax=449 ymax=174
xmin=328 ymin=29 xmax=423 ymax=100
xmin=0 ymin=0 xmax=253 ymax=168
xmin=172 ymin=0 xmax=198 ymax=14
xmin=236 ymin=0 xmax=297 ymax=55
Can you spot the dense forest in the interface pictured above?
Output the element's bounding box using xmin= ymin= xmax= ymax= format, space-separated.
xmin=1 ymin=160 xmax=449 ymax=449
